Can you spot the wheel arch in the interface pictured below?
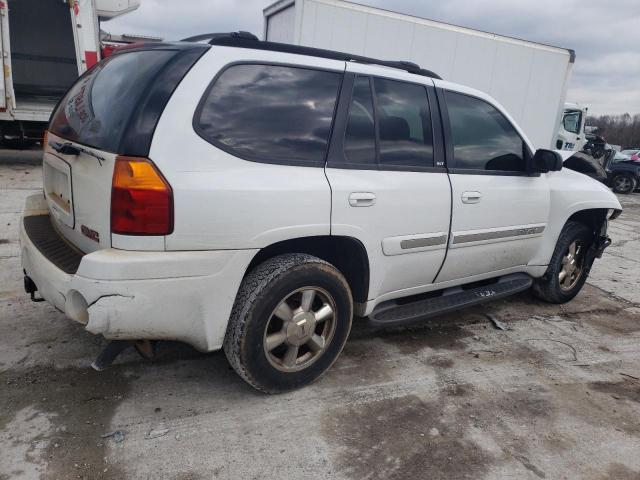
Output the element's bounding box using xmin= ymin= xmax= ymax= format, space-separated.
xmin=530 ymin=207 xmax=614 ymax=271
xmin=567 ymin=208 xmax=609 ymax=235
xmin=245 ymin=236 xmax=370 ymax=304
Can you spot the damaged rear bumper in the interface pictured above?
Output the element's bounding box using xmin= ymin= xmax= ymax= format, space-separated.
xmin=20 ymin=194 xmax=257 ymax=352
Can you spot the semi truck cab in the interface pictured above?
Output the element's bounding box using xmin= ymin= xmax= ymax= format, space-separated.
xmin=557 ymin=102 xmax=588 ymax=152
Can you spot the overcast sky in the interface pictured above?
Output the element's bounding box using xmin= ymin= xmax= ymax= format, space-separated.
xmin=105 ymin=0 xmax=639 ymax=116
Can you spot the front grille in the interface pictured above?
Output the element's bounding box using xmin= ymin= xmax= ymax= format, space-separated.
xmin=23 ymin=215 xmax=84 ymax=274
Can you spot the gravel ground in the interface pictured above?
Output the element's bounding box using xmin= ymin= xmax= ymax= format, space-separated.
xmin=1 ymin=162 xmax=639 ymax=480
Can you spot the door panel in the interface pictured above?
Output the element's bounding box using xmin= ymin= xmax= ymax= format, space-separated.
xmin=326 ymin=67 xmax=451 ymax=301
xmin=328 ymin=169 xmax=451 ymax=298
xmin=436 ymin=173 xmax=549 ymax=282
xmin=435 ymin=88 xmax=551 ymax=282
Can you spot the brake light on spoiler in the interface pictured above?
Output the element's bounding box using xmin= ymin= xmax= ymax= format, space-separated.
xmin=111 ymin=156 xmax=173 ymax=235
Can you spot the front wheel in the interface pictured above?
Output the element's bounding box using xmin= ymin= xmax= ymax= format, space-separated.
xmin=224 ymin=253 xmax=353 ymax=393
xmin=532 ymin=221 xmax=593 ymax=304
xmin=611 ymin=174 xmax=637 ymax=194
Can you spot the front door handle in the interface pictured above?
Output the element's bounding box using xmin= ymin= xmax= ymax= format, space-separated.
xmin=461 ymin=191 xmax=482 ymax=204
xmin=349 ymin=192 xmax=376 ymax=207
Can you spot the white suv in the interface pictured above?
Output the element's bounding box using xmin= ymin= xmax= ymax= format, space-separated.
xmin=20 ymin=33 xmax=621 ymax=392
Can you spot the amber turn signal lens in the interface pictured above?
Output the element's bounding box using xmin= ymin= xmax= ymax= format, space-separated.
xmin=111 ymin=156 xmax=173 ymax=235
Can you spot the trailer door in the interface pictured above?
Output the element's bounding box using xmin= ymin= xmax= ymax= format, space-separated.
xmin=0 ymin=1 xmax=9 ymax=109
xmin=7 ymin=0 xmax=77 ymax=107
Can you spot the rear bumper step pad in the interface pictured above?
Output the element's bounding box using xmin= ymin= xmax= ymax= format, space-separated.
xmin=23 ymin=215 xmax=84 ymax=274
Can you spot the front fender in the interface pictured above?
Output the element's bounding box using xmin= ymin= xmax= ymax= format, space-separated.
xmin=528 ymin=168 xmax=621 ymax=268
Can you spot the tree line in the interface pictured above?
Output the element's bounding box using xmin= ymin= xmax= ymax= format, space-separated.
xmin=586 ymin=113 xmax=640 ymax=148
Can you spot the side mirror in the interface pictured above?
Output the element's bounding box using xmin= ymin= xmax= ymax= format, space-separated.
xmin=531 ymin=149 xmax=563 ymax=173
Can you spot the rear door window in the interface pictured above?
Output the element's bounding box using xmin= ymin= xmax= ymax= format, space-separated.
xmin=374 ymin=78 xmax=434 ymax=168
xmin=341 ymin=76 xmax=434 ymax=169
xmin=195 ymin=64 xmax=342 ymax=166
xmin=50 ymin=49 xmax=179 ymax=153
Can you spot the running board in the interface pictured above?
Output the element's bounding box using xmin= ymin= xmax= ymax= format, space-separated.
xmin=368 ymin=273 xmax=533 ymax=328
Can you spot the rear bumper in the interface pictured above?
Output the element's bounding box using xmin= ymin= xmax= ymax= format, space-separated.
xmin=20 ymin=194 xmax=257 ymax=352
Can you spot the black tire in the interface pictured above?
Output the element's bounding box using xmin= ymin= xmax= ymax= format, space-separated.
xmin=611 ymin=174 xmax=637 ymax=194
xmin=532 ymin=221 xmax=593 ymax=304
xmin=223 ymin=253 xmax=353 ymax=393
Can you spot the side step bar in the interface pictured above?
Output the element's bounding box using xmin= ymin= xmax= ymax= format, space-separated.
xmin=367 ymin=273 xmax=533 ymax=328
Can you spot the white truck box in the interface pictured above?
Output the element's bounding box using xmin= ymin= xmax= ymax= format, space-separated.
xmin=0 ymin=0 xmax=139 ymax=144
xmin=264 ymin=0 xmax=575 ymax=150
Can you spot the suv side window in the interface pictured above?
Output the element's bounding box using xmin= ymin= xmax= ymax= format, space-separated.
xmin=445 ymin=91 xmax=528 ymax=173
xmin=374 ymin=78 xmax=433 ymax=168
xmin=344 ymin=76 xmax=376 ymax=165
xmin=195 ymin=64 xmax=342 ymax=166
xmin=342 ymin=75 xmax=434 ymax=169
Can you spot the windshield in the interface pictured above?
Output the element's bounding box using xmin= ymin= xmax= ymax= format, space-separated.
xmin=49 ymin=49 xmax=178 ymax=153
xmin=562 ymin=111 xmax=582 ymax=134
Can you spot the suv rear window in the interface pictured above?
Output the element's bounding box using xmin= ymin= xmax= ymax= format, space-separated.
xmin=49 ymin=49 xmax=180 ymax=153
xmin=195 ymin=64 xmax=342 ymax=166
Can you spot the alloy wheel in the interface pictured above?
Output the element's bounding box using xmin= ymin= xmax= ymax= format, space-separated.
xmin=263 ymin=287 xmax=337 ymax=372
xmin=614 ymin=176 xmax=632 ymax=192
xmin=558 ymin=240 xmax=585 ymax=291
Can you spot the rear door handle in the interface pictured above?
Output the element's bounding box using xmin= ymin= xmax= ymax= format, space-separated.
xmin=461 ymin=191 xmax=482 ymax=204
xmin=349 ymin=192 xmax=376 ymax=207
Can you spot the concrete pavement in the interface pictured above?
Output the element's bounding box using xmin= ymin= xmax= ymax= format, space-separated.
xmin=1 ymin=162 xmax=639 ymax=480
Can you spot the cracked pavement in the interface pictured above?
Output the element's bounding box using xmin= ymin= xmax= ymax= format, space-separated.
xmin=1 ymin=162 xmax=639 ymax=479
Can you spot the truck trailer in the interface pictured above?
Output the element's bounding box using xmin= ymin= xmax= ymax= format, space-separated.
xmin=263 ymin=0 xmax=576 ymax=151
xmin=0 ymin=0 xmax=142 ymax=147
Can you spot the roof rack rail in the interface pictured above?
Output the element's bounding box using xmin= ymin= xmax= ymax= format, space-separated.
xmin=181 ymin=31 xmax=259 ymax=43
xmin=199 ymin=32 xmax=441 ymax=80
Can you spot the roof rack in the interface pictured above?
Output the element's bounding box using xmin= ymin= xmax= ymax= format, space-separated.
xmin=180 ymin=31 xmax=259 ymax=43
xmin=194 ymin=31 xmax=441 ymax=80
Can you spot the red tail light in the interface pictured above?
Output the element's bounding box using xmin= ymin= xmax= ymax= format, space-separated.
xmin=111 ymin=156 xmax=173 ymax=235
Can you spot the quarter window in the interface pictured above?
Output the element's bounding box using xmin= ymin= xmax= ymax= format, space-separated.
xmin=196 ymin=64 xmax=342 ymax=166
xmin=446 ymin=91 xmax=528 ymax=172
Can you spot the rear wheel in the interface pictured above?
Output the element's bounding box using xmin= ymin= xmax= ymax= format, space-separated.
xmin=611 ymin=174 xmax=637 ymax=194
xmin=224 ymin=253 xmax=353 ymax=393
xmin=532 ymin=221 xmax=593 ymax=304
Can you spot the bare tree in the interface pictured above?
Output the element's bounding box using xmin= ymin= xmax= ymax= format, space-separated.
xmin=587 ymin=114 xmax=640 ymax=148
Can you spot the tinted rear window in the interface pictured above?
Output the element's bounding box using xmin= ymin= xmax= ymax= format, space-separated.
xmin=49 ymin=50 xmax=178 ymax=153
xmin=195 ymin=64 xmax=342 ymax=166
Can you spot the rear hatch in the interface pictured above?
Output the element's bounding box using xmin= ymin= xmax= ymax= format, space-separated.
xmin=44 ymin=45 xmax=208 ymax=253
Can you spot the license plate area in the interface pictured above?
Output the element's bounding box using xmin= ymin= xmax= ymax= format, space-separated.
xmin=43 ymin=153 xmax=74 ymax=228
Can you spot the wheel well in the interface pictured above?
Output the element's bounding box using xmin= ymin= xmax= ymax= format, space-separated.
xmin=567 ymin=209 xmax=608 ymax=237
xmin=246 ymin=236 xmax=370 ymax=303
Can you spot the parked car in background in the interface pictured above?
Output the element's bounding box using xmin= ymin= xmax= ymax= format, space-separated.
xmin=20 ymin=34 xmax=621 ymax=393
xmin=601 ymin=148 xmax=639 ymax=194
xmin=620 ymin=149 xmax=640 ymax=161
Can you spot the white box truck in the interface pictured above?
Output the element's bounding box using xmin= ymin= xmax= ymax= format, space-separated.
xmin=263 ymin=0 xmax=577 ymax=151
xmin=0 ymin=0 xmax=142 ymax=147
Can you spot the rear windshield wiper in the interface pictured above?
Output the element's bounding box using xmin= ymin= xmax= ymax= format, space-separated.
xmin=49 ymin=141 xmax=106 ymax=166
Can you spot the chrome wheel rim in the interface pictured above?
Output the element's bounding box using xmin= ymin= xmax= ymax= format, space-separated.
xmin=614 ymin=176 xmax=631 ymax=191
xmin=263 ymin=287 xmax=336 ymax=372
xmin=559 ymin=240 xmax=584 ymax=292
